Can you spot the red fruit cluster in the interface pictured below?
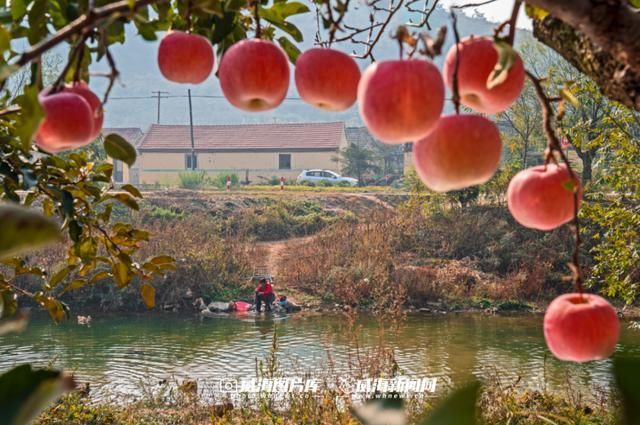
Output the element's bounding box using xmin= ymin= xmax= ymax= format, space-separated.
xmin=36 ymin=81 xmax=103 ymax=153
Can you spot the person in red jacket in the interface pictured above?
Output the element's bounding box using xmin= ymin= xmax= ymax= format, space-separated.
xmin=255 ymin=278 xmax=275 ymax=312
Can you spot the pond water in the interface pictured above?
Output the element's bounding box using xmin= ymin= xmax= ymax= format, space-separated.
xmin=1 ymin=312 xmax=638 ymax=401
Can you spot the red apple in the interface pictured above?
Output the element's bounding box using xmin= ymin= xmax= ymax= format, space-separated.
xmin=218 ymin=39 xmax=290 ymax=112
xmin=295 ymin=48 xmax=360 ymax=111
xmin=35 ymin=91 xmax=94 ymax=153
xmin=544 ymin=293 xmax=619 ymax=362
xmin=357 ymin=59 xmax=444 ymax=144
xmin=158 ymin=31 xmax=214 ymax=84
xmin=65 ymin=81 xmax=104 ymax=140
xmin=443 ymin=36 xmax=525 ymax=114
xmin=507 ymin=163 xmax=582 ymax=230
xmin=413 ymin=114 xmax=502 ymax=192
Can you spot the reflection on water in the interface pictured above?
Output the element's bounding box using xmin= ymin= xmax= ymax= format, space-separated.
xmin=1 ymin=313 xmax=639 ymax=400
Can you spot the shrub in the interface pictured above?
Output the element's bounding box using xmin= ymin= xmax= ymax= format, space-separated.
xmin=178 ymin=170 xmax=207 ymax=189
xmin=209 ymin=173 xmax=240 ymax=189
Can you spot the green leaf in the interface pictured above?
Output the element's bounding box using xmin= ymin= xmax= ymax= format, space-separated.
xmin=112 ymin=261 xmax=131 ymax=288
xmin=35 ymin=295 xmax=69 ymax=322
xmin=0 ymin=364 xmax=75 ymax=425
xmin=14 ymin=85 xmax=45 ymax=151
xmin=0 ymin=204 xmax=61 ymax=260
xmin=88 ymin=271 xmax=111 ymax=284
xmin=277 ymin=36 xmax=301 ymax=64
xmin=487 ymin=39 xmax=518 ymax=90
xmin=614 ymin=356 xmax=640 ymax=424
xmin=11 ymin=0 xmax=30 ymax=21
xmin=121 ymin=184 xmax=143 ymax=198
xmin=104 ymin=134 xmax=137 ymax=167
xmin=420 ymin=381 xmax=480 ymax=425
xmin=140 ymin=282 xmax=156 ymax=308
xmin=149 ymin=255 xmax=174 ymax=265
xmin=61 ymin=278 xmax=88 ymax=293
xmin=48 ymin=266 xmax=72 ymax=289
xmin=630 ymin=0 xmax=640 ymax=7
xmin=0 ymin=289 xmax=18 ymax=319
xmin=108 ymin=193 xmax=140 ymax=211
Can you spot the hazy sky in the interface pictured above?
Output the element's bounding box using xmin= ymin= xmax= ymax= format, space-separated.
xmin=440 ymin=0 xmax=532 ymax=29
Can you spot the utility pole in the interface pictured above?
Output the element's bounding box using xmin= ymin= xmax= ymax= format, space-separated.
xmin=151 ymin=91 xmax=169 ymax=124
xmin=188 ymin=89 xmax=196 ymax=170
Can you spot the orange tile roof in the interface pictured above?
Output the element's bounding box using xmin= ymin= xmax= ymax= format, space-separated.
xmin=102 ymin=128 xmax=144 ymax=146
xmin=137 ymin=122 xmax=345 ymax=151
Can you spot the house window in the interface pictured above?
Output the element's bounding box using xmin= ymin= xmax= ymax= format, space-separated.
xmin=279 ymin=154 xmax=291 ymax=170
xmin=113 ymin=160 xmax=124 ymax=183
xmin=185 ymin=153 xmax=198 ymax=169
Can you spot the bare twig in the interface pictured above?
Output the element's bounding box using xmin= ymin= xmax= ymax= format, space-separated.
xmin=406 ymin=0 xmax=440 ymax=30
xmin=450 ymin=10 xmax=461 ymax=114
xmin=14 ymin=0 xmax=167 ymax=68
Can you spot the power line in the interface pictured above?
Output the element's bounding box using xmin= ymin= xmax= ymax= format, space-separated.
xmin=109 ymin=94 xmax=306 ymax=101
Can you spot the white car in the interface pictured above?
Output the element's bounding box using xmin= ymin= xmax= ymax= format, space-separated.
xmin=296 ymin=169 xmax=358 ymax=186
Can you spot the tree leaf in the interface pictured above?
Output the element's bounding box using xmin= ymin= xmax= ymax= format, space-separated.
xmin=14 ymin=85 xmax=45 ymax=151
xmin=0 ymin=289 xmax=18 ymax=319
xmin=487 ymin=39 xmax=518 ymax=90
xmin=0 ymin=364 xmax=75 ymax=425
xmin=112 ymin=261 xmax=131 ymax=288
xmin=560 ymin=88 xmax=580 ymax=108
xmin=524 ymin=4 xmax=550 ymax=20
xmin=277 ymin=36 xmax=301 ymax=64
xmin=121 ymin=184 xmax=143 ymax=198
xmin=48 ymin=266 xmax=72 ymax=289
xmin=614 ymin=356 xmax=640 ymax=424
xmin=0 ymin=204 xmax=60 ymax=260
xmin=419 ymin=381 xmax=480 ymax=425
xmin=104 ymin=134 xmax=137 ymax=167
xmin=140 ymin=282 xmax=156 ymax=309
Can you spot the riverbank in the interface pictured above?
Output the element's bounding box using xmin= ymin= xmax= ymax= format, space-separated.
xmin=38 ymin=375 xmax=617 ymax=425
xmin=14 ymin=188 xmax=629 ymax=317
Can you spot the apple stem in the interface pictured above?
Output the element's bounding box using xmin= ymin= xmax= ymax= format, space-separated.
xmin=51 ymin=32 xmax=91 ymax=93
xmin=450 ymin=10 xmax=461 ymax=114
xmin=253 ymin=0 xmax=261 ymax=39
xmin=526 ymin=69 xmax=584 ymax=295
xmin=186 ymin=0 xmax=192 ymax=33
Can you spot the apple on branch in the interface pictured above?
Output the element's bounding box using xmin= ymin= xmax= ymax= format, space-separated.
xmin=507 ymin=163 xmax=582 ymax=231
xmin=544 ymin=293 xmax=620 ymax=362
xmin=444 ymin=36 xmax=525 ymax=114
xmin=357 ymin=59 xmax=444 ymax=144
xmin=413 ymin=114 xmax=502 ymax=192
xmin=295 ymin=48 xmax=361 ymax=112
xmin=158 ymin=31 xmax=215 ymax=84
xmin=218 ymin=39 xmax=290 ymax=112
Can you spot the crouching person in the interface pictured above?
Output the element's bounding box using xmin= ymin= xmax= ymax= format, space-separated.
xmin=255 ymin=278 xmax=275 ymax=312
xmin=277 ymin=295 xmax=301 ymax=313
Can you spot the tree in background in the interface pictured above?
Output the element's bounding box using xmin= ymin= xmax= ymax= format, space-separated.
xmin=334 ymin=142 xmax=381 ymax=186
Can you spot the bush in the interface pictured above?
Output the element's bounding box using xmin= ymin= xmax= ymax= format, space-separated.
xmin=178 ymin=171 xmax=206 ymax=189
xmin=209 ymin=173 xmax=240 ymax=189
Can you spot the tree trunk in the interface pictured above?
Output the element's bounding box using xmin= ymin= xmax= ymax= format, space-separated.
xmin=582 ymin=151 xmax=593 ymax=185
xmin=533 ymin=16 xmax=640 ymax=112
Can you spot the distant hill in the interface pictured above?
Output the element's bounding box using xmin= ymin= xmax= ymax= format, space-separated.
xmin=84 ymin=2 xmax=531 ymax=130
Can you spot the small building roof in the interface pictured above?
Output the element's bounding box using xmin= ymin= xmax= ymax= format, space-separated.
xmin=137 ymin=122 xmax=346 ymax=152
xmin=102 ymin=127 xmax=144 ymax=146
xmin=345 ymin=127 xmax=378 ymax=148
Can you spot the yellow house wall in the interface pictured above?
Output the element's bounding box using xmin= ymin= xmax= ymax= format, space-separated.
xmin=138 ymin=150 xmax=343 ymax=185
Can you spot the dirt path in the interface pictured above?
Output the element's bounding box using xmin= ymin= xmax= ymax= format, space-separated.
xmin=253 ymin=235 xmax=318 ymax=303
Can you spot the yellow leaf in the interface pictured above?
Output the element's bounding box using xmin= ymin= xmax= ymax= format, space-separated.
xmin=524 ymin=4 xmax=550 ymax=20
xmin=140 ymin=283 xmax=155 ymax=309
